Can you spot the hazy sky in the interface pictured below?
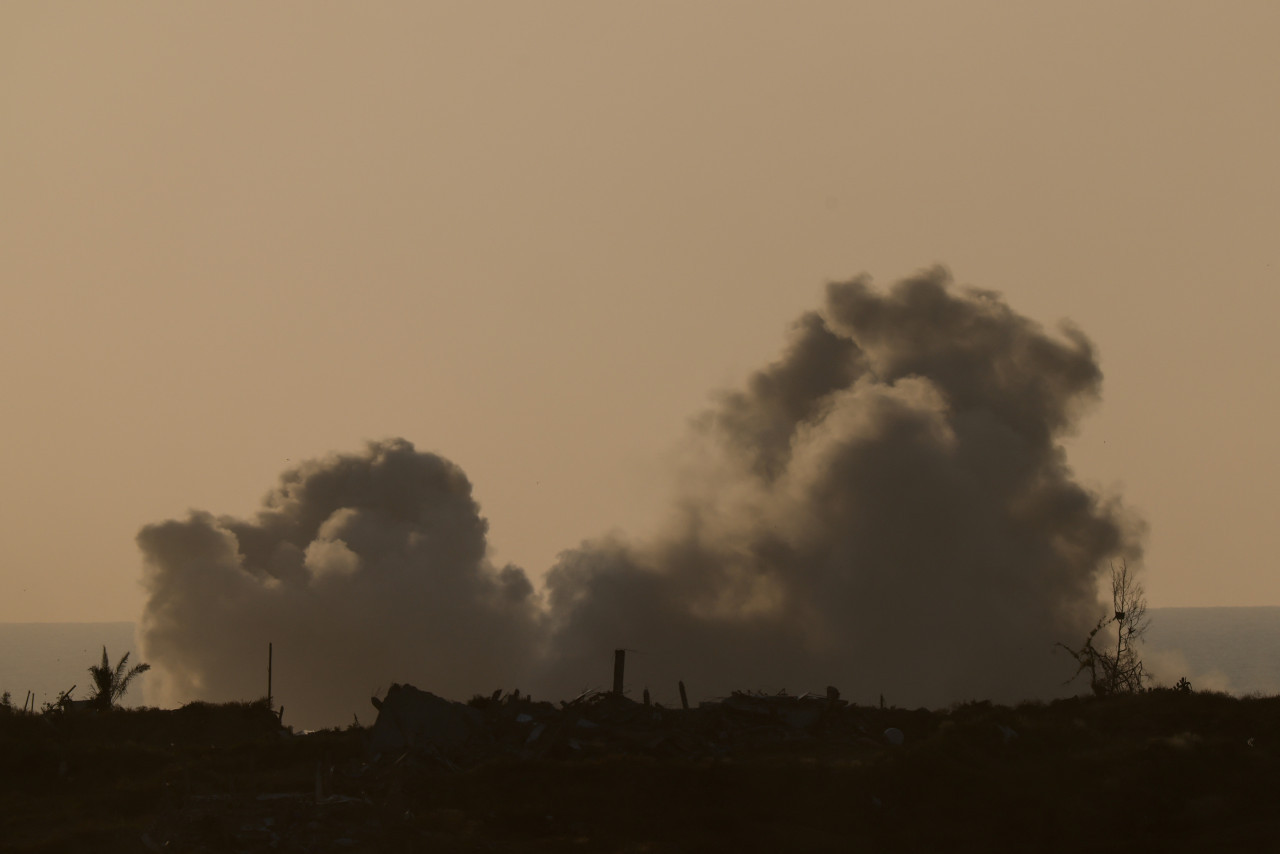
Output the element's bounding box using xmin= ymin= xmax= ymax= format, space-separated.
xmin=3 ymin=2 xmax=1277 ymax=623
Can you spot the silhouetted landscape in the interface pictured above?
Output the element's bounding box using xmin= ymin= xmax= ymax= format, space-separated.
xmin=1 ymin=274 xmax=1257 ymax=851
xmin=5 ymin=681 xmax=1279 ymax=852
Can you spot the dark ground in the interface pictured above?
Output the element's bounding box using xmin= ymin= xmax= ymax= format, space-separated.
xmin=3 ymin=689 xmax=1279 ymax=852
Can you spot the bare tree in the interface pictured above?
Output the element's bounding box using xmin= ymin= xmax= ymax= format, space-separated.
xmin=1058 ymin=560 xmax=1150 ymax=696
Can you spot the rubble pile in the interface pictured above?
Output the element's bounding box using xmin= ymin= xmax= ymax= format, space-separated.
xmin=138 ymin=684 xmax=933 ymax=851
xmin=23 ymin=686 xmax=1280 ymax=851
xmin=366 ymin=682 xmax=918 ymax=766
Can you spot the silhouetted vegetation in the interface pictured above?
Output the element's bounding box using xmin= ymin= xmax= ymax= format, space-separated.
xmin=86 ymin=646 xmax=150 ymax=711
xmin=1058 ymin=561 xmax=1150 ymax=695
xmin=5 ymin=688 xmax=1280 ymax=852
xmin=40 ymin=686 xmax=76 ymax=715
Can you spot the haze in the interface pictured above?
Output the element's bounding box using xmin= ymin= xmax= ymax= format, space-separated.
xmin=3 ymin=1 xmax=1278 ymax=628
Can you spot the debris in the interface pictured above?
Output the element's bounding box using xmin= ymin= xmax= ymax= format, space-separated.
xmin=64 ymin=681 xmax=929 ymax=851
xmin=21 ymin=684 xmax=1280 ymax=853
xmin=368 ymin=684 xmax=483 ymax=756
xmin=361 ymin=680 xmax=911 ymax=773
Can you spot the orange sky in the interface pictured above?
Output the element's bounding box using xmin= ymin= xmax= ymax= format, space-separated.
xmin=2 ymin=1 xmax=1278 ymax=622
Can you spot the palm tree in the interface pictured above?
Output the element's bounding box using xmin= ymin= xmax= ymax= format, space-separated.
xmin=87 ymin=646 xmax=150 ymax=711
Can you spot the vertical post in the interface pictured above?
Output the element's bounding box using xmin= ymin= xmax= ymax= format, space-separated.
xmin=643 ymin=688 xmax=650 ymax=707
xmin=268 ymin=642 xmax=273 ymax=709
xmin=678 ymin=681 xmax=689 ymax=710
xmin=612 ymin=649 xmax=625 ymax=696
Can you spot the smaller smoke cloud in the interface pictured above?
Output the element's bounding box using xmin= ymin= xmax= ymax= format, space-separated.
xmin=138 ymin=440 xmax=542 ymax=727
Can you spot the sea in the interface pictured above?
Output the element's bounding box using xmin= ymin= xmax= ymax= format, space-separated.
xmin=3 ymin=609 xmax=1280 ymax=715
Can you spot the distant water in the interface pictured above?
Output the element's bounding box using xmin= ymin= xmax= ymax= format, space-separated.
xmin=1143 ymin=607 xmax=1280 ymax=695
xmin=2 ymin=609 xmax=1279 ymax=713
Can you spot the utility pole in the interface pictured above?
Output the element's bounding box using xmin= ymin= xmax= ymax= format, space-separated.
xmin=612 ymin=649 xmax=625 ymax=696
xmin=268 ymin=642 xmax=273 ymax=709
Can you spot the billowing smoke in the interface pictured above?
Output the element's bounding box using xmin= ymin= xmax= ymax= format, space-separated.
xmin=138 ymin=440 xmax=544 ymax=726
xmin=139 ymin=268 xmax=1141 ymax=726
xmin=536 ymin=269 xmax=1140 ymax=705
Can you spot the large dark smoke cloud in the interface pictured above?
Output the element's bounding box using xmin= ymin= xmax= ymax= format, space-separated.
xmin=139 ymin=268 xmax=1141 ymax=726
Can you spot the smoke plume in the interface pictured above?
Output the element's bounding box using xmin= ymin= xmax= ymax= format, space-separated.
xmin=139 ymin=268 xmax=1141 ymax=726
xmin=138 ymin=440 xmax=543 ymax=725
